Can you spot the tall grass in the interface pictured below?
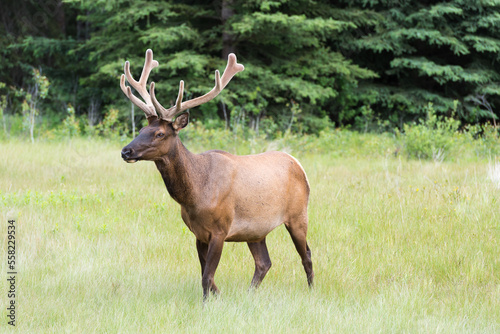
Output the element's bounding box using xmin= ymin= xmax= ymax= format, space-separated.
xmin=0 ymin=135 xmax=499 ymax=332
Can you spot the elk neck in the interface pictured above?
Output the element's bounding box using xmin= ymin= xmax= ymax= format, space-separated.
xmin=154 ymin=137 xmax=203 ymax=207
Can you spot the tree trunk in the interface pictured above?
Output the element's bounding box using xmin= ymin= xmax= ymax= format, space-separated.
xmin=131 ymin=103 xmax=136 ymax=137
xmin=220 ymin=97 xmax=228 ymax=130
xmin=221 ymin=0 xmax=235 ymax=127
xmin=221 ymin=0 xmax=235 ymax=59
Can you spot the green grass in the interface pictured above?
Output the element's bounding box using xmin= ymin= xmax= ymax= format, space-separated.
xmin=1 ymin=136 xmax=499 ymax=333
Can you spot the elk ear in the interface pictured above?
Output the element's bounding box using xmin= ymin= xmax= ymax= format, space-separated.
xmin=173 ymin=112 xmax=189 ymax=131
xmin=147 ymin=116 xmax=158 ymax=125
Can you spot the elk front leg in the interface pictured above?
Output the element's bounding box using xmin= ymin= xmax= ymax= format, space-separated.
xmin=201 ymin=235 xmax=225 ymax=300
xmin=196 ymin=239 xmax=219 ymax=293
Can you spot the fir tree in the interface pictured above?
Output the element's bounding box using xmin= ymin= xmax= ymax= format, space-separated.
xmin=339 ymin=0 xmax=500 ymax=126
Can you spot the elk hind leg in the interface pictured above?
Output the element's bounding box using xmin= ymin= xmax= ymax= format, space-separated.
xmin=247 ymin=238 xmax=272 ymax=289
xmin=285 ymin=220 xmax=314 ymax=287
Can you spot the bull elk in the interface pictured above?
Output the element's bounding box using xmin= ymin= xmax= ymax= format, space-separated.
xmin=120 ymin=49 xmax=313 ymax=299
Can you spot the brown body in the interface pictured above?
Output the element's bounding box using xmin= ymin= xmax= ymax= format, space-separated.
xmin=120 ymin=50 xmax=313 ymax=299
xmin=159 ymin=147 xmax=310 ymax=243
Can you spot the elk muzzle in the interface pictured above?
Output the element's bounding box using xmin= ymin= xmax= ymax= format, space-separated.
xmin=121 ymin=146 xmax=138 ymax=163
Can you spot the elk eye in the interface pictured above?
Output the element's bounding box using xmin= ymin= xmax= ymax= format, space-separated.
xmin=156 ymin=132 xmax=165 ymax=138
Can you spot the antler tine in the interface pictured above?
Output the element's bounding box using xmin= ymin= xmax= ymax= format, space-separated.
xmin=153 ymin=53 xmax=244 ymax=122
xmin=175 ymin=80 xmax=185 ymax=111
xmin=120 ymin=49 xmax=159 ymax=118
xmin=150 ymin=79 xmax=185 ymax=119
xmin=220 ymin=53 xmax=244 ymax=89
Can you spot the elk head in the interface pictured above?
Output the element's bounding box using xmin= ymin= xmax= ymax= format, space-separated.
xmin=120 ymin=49 xmax=244 ymax=163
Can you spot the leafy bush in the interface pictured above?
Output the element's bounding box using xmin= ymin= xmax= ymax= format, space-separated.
xmin=61 ymin=104 xmax=80 ymax=138
xmin=94 ymin=108 xmax=128 ymax=140
xmin=462 ymin=123 xmax=500 ymax=158
xmin=400 ymin=102 xmax=461 ymax=161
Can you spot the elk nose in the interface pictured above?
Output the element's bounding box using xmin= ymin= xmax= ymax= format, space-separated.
xmin=121 ymin=147 xmax=134 ymax=159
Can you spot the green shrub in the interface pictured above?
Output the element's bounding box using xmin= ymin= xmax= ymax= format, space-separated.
xmin=61 ymin=104 xmax=80 ymax=138
xmin=400 ymin=102 xmax=461 ymax=161
xmin=462 ymin=123 xmax=500 ymax=158
xmin=95 ymin=108 xmax=128 ymax=140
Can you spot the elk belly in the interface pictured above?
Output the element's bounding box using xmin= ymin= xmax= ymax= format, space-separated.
xmin=225 ymin=215 xmax=284 ymax=242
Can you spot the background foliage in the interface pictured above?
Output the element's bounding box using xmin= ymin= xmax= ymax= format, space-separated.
xmin=0 ymin=0 xmax=499 ymax=139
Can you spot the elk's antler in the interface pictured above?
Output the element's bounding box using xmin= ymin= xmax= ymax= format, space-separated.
xmin=121 ymin=49 xmax=244 ymax=122
xmin=151 ymin=53 xmax=245 ymax=121
xmin=120 ymin=49 xmax=159 ymax=118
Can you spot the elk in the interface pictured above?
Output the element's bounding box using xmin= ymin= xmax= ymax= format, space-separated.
xmin=120 ymin=49 xmax=313 ymax=300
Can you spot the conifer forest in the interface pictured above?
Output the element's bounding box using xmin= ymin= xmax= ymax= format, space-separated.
xmin=1 ymin=0 xmax=499 ymax=137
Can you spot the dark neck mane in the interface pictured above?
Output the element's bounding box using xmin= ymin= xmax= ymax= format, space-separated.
xmin=154 ymin=139 xmax=200 ymax=207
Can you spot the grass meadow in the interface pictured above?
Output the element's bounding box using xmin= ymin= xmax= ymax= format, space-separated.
xmin=1 ymin=134 xmax=499 ymax=333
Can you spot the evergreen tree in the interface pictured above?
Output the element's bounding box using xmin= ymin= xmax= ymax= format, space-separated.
xmin=0 ymin=0 xmax=80 ymax=128
xmin=339 ymin=0 xmax=500 ymax=126
xmin=1 ymin=0 xmax=498 ymax=135
xmin=61 ymin=0 xmax=375 ymax=134
xmin=227 ymin=0 xmax=377 ymax=132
